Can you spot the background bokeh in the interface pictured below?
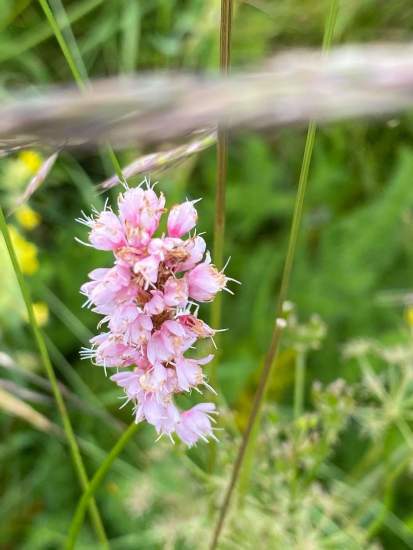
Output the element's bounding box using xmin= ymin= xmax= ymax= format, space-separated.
xmin=1 ymin=1 xmax=413 ymax=548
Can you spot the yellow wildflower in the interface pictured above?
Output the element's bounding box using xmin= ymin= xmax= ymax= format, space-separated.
xmin=32 ymin=302 xmax=49 ymax=327
xmin=8 ymin=225 xmax=39 ymax=275
xmin=15 ymin=205 xmax=41 ymax=231
xmin=18 ymin=151 xmax=43 ymax=173
xmin=405 ymin=307 xmax=413 ymax=327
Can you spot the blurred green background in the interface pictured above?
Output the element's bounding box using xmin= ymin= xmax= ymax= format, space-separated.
xmin=2 ymin=0 xmax=413 ymax=548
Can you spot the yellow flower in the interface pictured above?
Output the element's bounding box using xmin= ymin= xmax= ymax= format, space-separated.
xmin=2 ymin=151 xmax=43 ymax=192
xmin=8 ymin=225 xmax=39 ymax=275
xmin=15 ymin=205 xmax=41 ymax=231
xmin=405 ymin=307 xmax=413 ymax=327
xmin=18 ymin=151 xmax=43 ymax=174
xmin=32 ymin=302 xmax=49 ymax=327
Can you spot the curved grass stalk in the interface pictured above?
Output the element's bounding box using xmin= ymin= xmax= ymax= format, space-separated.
xmin=0 ymin=205 xmax=108 ymax=547
xmin=209 ymin=2 xmax=340 ymax=547
xmin=99 ymin=131 xmax=217 ymax=191
xmin=65 ymin=421 xmax=139 ymax=549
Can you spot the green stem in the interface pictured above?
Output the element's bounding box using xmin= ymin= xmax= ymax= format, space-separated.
xmin=0 ymin=205 xmax=108 ymax=547
xmin=209 ymin=0 xmax=233 ymax=384
xmin=294 ymin=351 xmax=306 ymax=419
xmin=362 ymin=421 xmax=413 ymax=542
xmin=66 ymin=422 xmax=139 ymax=549
xmin=37 ymin=0 xmax=86 ymax=90
xmin=207 ymin=0 xmax=233 ymax=476
xmin=209 ymin=2 xmax=339 ymax=547
xmin=37 ymin=0 xmax=127 ymax=186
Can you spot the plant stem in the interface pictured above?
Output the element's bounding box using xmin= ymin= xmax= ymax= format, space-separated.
xmin=0 ymin=205 xmax=108 ymax=547
xmin=37 ymin=0 xmax=127 ymax=186
xmin=208 ymin=0 xmax=233 ymax=475
xmin=37 ymin=0 xmax=86 ymax=90
xmin=209 ymin=2 xmax=339 ymax=547
xmin=66 ymin=422 xmax=139 ymax=549
xmin=294 ymin=350 xmax=306 ymax=418
xmin=362 ymin=420 xmax=413 ymax=541
xmin=210 ymin=0 xmax=233 ymax=378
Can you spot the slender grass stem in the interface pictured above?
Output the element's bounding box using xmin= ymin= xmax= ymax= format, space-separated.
xmin=37 ymin=0 xmax=127 ymax=186
xmin=362 ymin=420 xmax=413 ymax=542
xmin=65 ymin=422 xmax=139 ymax=550
xmin=0 ymin=205 xmax=108 ymax=547
xmin=209 ymin=2 xmax=339 ymax=547
xmin=37 ymin=0 xmax=86 ymax=90
xmin=294 ymin=350 xmax=306 ymax=419
xmin=210 ymin=0 xmax=233 ymax=371
xmin=208 ymin=0 xmax=233 ymax=475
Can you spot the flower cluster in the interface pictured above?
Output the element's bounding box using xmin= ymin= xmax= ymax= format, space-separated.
xmin=78 ymin=181 xmax=234 ymax=446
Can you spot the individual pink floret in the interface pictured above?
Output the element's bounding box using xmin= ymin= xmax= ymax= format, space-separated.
xmin=133 ymin=255 xmax=160 ymax=287
xmin=76 ymin=208 xmax=126 ymax=251
xmin=147 ymin=319 xmax=196 ymax=366
xmin=175 ymin=235 xmax=206 ymax=272
xmin=82 ymin=332 xmax=142 ymax=368
xmin=177 ymin=314 xmax=215 ymax=339
xmin=89 ymin=210 xmax=126 ymax=251
xmin=118 ymin=186 xmax=165 ymax=245
xmin=167 ymin=199 xmax=199 ymax=238
xmin=108 ymin=308 xmax=153 ymax=348
xmin=80 ymin=264 xmax=137 ymax=315
xmin=175 ymin=403 xmax=217 ymax=447
xmin=144 ymin=290 xmax=165 ymax=316
xmin=186 ymin=255 xmax=229 ymax=302
xmin=163 ymin=276 xmax=189 ymax=308
xmin=174 ymin=354 xmax=214 ymax=392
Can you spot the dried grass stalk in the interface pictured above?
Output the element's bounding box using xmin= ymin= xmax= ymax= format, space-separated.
xmin=1 ymin=43 xmax=413 ymax=150
xmin=100 ymin=131 xmax=216 ymax=190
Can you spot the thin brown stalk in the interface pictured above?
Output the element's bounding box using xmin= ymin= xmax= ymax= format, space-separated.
xmin=207 ymin=0 xmax=233 ymax=475
xmin=209 ymin=1 xmax=340 ymax=547
xmin=210 ymin=0 xmax=233 ymax=385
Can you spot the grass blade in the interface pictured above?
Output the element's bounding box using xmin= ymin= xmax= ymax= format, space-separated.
xmin=0 ymin=204 xmax=108 ymax=547
xmin=65 ymin=422 xmax=139 ymax=549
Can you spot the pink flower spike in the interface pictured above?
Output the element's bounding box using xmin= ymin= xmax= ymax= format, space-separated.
xmin=79 ymin=182 xmax=238 ymax=446
xmin=167 ymin=199 xmax=199 ymax=238
xmin=176 ymin=403 xmax=217 ymax=447
xmin=163 ymin=276 xmax=189 ymax=308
